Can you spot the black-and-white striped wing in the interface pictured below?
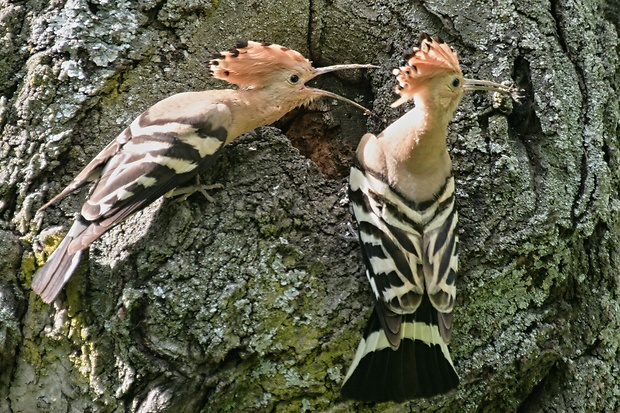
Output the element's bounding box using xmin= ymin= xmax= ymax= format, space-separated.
xmin=349 ymin=160 xmax=424 ymax=342
xmin=67 ymin=92 xmax=231 ymax=250
xmin=34 ymin=92 xmax=233 ymax=303
xmin=342 ymin=155 xmax=460 ymax=401
xmin=349 ymin=156 xmax=458 ymax=341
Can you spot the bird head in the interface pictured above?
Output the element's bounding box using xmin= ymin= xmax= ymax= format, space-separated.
xmin=391 ymin=33 xmax=514 ymax=115
xmin=209 ymin=40 xmax=377 ymax=115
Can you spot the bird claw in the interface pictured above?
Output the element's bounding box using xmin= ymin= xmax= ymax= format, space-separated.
xmin=167 ymin=177 xmax=224 ymax=203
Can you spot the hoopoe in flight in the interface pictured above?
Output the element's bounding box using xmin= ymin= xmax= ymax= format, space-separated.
xmin=341 ymin=33 xmax=517 ymax=401
xmin=33 ymin=40 xmax=376 ymax=304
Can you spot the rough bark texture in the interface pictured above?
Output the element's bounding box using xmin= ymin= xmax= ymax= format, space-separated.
xmin=1 ymin=0 xmax=619 ymax=412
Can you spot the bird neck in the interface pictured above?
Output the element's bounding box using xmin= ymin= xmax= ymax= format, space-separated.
xmin=224 ymin=88 xmax=306 ymax=143
xmin=381 ymin=99 xmax=452 ymax=174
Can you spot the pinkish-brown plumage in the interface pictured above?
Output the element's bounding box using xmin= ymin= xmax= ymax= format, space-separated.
xmin=32 ymin=40 xmax=376 ymax=304
xmin=392 ymin=34 xmax=463 ymax=107
xmin=342 ymin=33 xmax=516 ymax=402
xmin=209 ymin=41 xmax=313 ymax=88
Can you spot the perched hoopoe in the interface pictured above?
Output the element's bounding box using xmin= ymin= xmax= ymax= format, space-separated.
xmin=32 ymin=40 xmax=376 ymax=304
xmin=341 ymin=33 xmax=516 ymax=401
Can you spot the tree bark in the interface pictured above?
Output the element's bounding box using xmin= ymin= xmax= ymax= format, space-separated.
xmin=1 ymin=0 xmax=619 ymax=412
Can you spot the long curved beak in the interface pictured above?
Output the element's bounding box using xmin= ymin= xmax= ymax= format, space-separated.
xmin=313 ymin=64 xmax=379 ymax=77
xmin=309 ymin=64 xmax=380 ymax=118
xmin=310 ymin=88 xmax=378 ymax=118
xmin=463 ymin=78 xmax=512 ymax=93
xmin=463 ymin=78 xmax=524 ymax=102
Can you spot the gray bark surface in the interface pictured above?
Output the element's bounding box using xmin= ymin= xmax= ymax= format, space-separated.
xmin=1 ymin=0 xmax=619 ymax=412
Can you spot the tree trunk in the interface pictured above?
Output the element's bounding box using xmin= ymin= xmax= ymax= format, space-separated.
xmin=1 ymin=0 xmax=619 ymax=412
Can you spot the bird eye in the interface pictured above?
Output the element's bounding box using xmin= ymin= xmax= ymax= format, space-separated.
xmin=289 ymin=74 xmax=300 ymax=84
xmin=451 ymin=78 xmax=461 ymax=87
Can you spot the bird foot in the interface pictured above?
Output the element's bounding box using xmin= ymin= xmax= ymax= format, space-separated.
xmin=166 ymin=178 xmax=224 ymax=203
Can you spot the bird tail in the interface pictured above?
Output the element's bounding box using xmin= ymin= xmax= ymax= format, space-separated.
xmin=340 ymin=297 xmax=459 ymax=402
xmin=32 ymin=220 xmax=86 ymax=304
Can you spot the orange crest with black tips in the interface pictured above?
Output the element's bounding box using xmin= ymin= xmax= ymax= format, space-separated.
xmin=392 ymin=33 xmax=463 ymax=107
xmin=209 ymin=40 xmax=313 ymax=88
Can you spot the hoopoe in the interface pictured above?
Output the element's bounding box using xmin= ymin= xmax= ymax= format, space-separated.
xmin=341 ymin=33 xmax=517 ymax=401
xmin=33 ymin=40 xmax=376 ymax=304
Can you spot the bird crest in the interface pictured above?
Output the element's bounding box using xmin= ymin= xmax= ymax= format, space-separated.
xmin=209 ymin=40 xmax=313 ymax=88
xmin=392 ymin=33 xmax=463 ymax=107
